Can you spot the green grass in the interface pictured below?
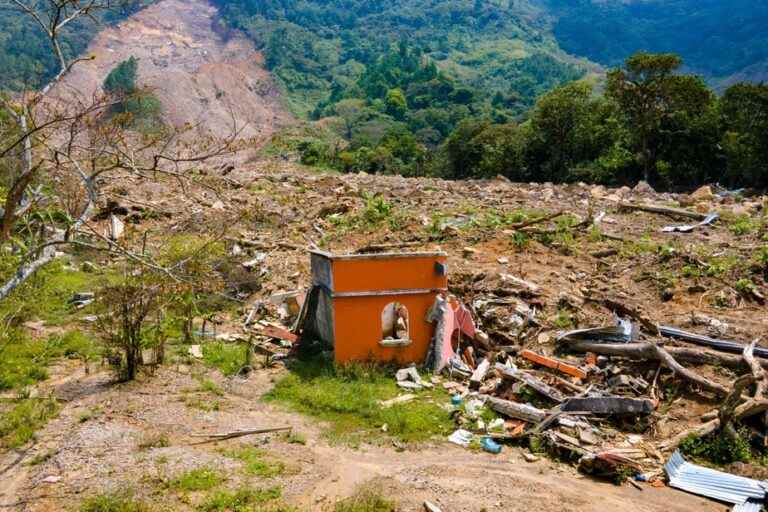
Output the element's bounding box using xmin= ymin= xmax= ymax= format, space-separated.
xmin=79 ymin=492 xmax=153 ymax=512
xmin=221 ymin=446 xmax=285 ymax=478
xmin=198 ymin=378 xmax=225 ymax=396
xmin=729 ymin=215 xmax=761 ymax=236
xmin=0 ymin=397 xmax=59 ymax=448
xmin=0 ymin=330 xmax=98 ymax=391
xmin=197 ymin=486 xmax=283 ymax=512
xmin=169 ymin=467 xmax=225 ymax=491
xmin=265 ymin=358 xmax=452 ymax=445
xmin=0 ymin=259 xmax=102 ymax=326
xmin=202 ymin=342 xmax=250 ymax=377
xmin=333 ymin=486 xmax=397 ymax=512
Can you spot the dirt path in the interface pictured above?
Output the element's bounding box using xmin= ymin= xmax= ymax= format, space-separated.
xmin=0 ymin=363 xmax=723 ymax=512
xmin=54 ymin=0 xmax=291 ymax=141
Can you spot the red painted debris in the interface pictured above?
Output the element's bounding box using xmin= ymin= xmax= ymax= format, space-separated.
xmin=520 ymin=349 xmax=587 ymax=380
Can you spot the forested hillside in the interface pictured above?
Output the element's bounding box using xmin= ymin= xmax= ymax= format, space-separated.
xmin=212 ymin=0 xmax=588 ymax=118
xmin=0 ymin=0 xmax=148 ymax=90
xmin=545 ymin=0 xmax=768 ymax=86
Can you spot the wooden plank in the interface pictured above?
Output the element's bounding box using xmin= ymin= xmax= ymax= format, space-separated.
xmin=495 ymin=363 xmax=566 ymax=402
xmin=480 ymin=395 xmax=547 ymax=423
xmin=519 ymin=349 xmax=587 ymax=380
xmin=469 ymin=358 xmax=491 ymax=390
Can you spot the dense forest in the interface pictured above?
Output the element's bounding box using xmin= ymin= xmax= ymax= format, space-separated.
xmin=546 ymin=0 xmax=768 ymax=86
xmin=0 ymin=0 xmax=147 ymax=90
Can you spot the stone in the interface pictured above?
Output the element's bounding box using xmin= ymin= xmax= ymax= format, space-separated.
xmin=633 ymin=181 xmax=655 ymax=194
xmin=462 ymin=247 xmax=478 ymax=258
xmin=690 ymin=185 xmax=714 ymax=202
xmin=590 ymin=185 xmax=607 ymax=198
xmin=81 ymin=261 xmax=98 ymax=273
xmin=523 ymin=453 xmax=539 ymax=463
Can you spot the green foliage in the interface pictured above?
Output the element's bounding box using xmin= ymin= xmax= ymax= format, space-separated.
xmin=679 ymin=429 xmax=752 ymax=465
xmin=221 ymin=446 xmax=284 ymax=478
xmin=202 ymin=342 xmax=250 ymax=377
xmin=265 ymin=358 xmax=452 ymax=445
xmin=0 ymin=397 xmax=59 ymax=448
xmin=169 ymin=467 xmax=225 ymax=491
xmin=104 ymin=57 xmax=138 ymax=96
xmin=197 ymin=486 xmax=282 ymax=512
xmin=79 ymin=492 xmax=153 ymax=512
xmin=0 ymin=2 xmax=147 ymax=91
xmin=548 ymin=0 xmax=768 ymax=83
xmin=333 ymin=486 xmax=396 ymax=512
xmin=0 ymin=330 xmax=97 ymax=391
xmin=0 ymin=259 xmax=100 ymax=327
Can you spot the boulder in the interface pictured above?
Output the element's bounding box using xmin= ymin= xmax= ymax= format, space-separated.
xmin=689 ymin=185 xmax=714 ymax=202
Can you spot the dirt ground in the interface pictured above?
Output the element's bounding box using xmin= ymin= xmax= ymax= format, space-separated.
xmin=53 ymin=0 xmax=291 ymax=141
xmin=0 ymin=361 xmax=726 ymax=512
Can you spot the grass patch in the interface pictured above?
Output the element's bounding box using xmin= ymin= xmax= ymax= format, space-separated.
xmin=197 ymin=486 xmax=282 ymax=512
xmin=0 ymin=259 xmax=101 ymax=326
xmin=137 ymin=432 xmax=170 ymax=450
xmin=198 ymin=378 xmax=225 ymax=396
xmin=221 ymin=446 xmax=285 ymax=478
xmin=265 ymin=358 xmax=452 ymax=445
xmin=79 ymin=492 xmax=153 ymax=512
xmin=0 ymin=330 xmax=97 ymax=391
xmin=202 ymin=342 xmax=250 ymax=377
xmin=0 ymin=397 xmax=59 ymax=448
xmin=333 ymin=485 xmax=397 ymax=512
xmin=169 ymin=467 xmax=225 ymax=491
xmin=679 ymin=428 xmax=752 ymax=465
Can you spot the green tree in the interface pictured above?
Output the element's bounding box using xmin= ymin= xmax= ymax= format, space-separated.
xmin=103 ymin=56 xmax=138 ymax=96
xmin=525 ymin=82 xmax=611 ymax=182
xmin=384 ymin=88 xmax=407 ymax=120
xmin=606 ymin=52 xmax=713 ymax=184
xmin=720 ymin=83 xmax=768 ymax=188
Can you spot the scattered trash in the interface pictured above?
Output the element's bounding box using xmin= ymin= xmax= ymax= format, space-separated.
xmin=451 ymin=394 xmax=463 ymax=406
xmin=68 ymin=292 xmax=94 ymax=308
xmin=40 ymin=475 xmax=62 ymax=484
xmin=481 ymin=436 xmax=502 ymax=454
xmin=661 ymin=212 xmax=719 ymax=233
xmin=448 ymin=429 xmax=473 ymax=448
xmin=423 ymin=501 xmax=443 ymax=512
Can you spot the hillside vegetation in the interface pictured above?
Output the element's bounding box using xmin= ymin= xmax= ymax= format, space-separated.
xmin=546 ymin=0 xmax=768 ymax=86
xmin=0 ymin=0 xmax=149 ymax=90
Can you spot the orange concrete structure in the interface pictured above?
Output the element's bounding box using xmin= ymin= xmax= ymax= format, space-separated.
xmin=306 ymin=250 xmax=448 ymax=364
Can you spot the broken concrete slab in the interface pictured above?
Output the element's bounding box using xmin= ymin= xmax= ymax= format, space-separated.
xmin=561 ymin=397 xmax=655 ymax=416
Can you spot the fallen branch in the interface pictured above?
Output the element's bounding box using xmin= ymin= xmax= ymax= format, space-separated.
xmin=563 ymin=340 xmax=728 ymax=396
xmin=618 ymin=202 xmax=710 ymax=221
xmin=191 ymin=426 xmax=292 ymax=443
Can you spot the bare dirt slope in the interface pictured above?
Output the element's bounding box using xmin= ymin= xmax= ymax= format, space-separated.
xmin=55 ymin=0 xmax=290 ymax=141
xmin=0 ymin=363 xmax=720 ymax=512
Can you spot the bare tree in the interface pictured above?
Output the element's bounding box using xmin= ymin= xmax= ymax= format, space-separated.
xmin=0 ymin=0 xmax=238 ymax=301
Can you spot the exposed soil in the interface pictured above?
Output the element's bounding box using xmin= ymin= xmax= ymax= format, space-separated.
xmin=0 ymin=361 xmax=723 ymax=512
xmin=54 ymin=0 xmax=291 ymax=141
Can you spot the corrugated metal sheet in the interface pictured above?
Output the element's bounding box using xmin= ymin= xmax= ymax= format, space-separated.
xmin=665 ymin=451 xmax=768 ymax=505
xmin=732 ymin=500 xmax=763 ymax=512
xmin=659 ymin=326 xmax=768 ymax=359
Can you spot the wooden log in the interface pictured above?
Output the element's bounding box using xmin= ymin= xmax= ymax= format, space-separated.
xmin=480 ymin=394 xmax=547 ymax=423
xmin=563 ymin=340 xmax=728 ymax=397
xmin=565 ymin=340 xmax=767 ymax=371
xmin=495 ymin=363 xmax=566 ymax=402
xmin=618 ymin=202 xmax=710 ymax=221
xmin=469 ymin=358 xmax=491 ymax=390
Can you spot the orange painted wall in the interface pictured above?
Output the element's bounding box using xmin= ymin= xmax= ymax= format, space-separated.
xmin=333 ymin=293 xmax=438 ymax=364
xmin=332 ymin=255 xmax=447 ymax=293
